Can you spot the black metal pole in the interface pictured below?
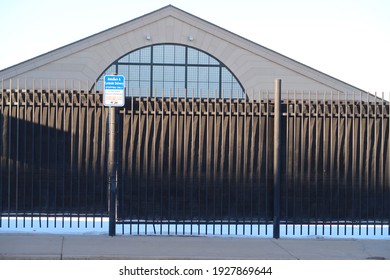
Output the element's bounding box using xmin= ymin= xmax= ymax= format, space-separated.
xmin=273 ymin=79 xmax=282 ymax=239
xmin=108 ymin=106 xmax=117 ymax=236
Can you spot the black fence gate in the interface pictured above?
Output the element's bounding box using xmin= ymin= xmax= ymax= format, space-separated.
xmin=1 ymin=82 xmax=389 ymax=237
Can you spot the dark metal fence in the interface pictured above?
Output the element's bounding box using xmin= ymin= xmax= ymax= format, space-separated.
xmin=0 ymin=88 xmax=108 ymax=229
xmin=1 ymin=84 xmax=389 ymax=237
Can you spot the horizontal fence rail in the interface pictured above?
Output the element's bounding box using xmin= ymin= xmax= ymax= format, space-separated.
xmin=1 ymin=86 xmax=389 ymax=237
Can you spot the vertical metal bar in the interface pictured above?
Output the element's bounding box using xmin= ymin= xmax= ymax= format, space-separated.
xmin=337 ymin=92 xmax=341 ymax=235
xmin=266 ymin=90 xmax=270 ymax=236
xmin=22 ymin=81 xmax=28 ymax=228
xmin=130 ymin=88 xmax=135 ymax=234
xmin=205 ymin=90 xmax=210 ymax=235
xmin=381 ymin=92 xmax=385 ymax=235
xmin=70 ymin=82 xmax=74 ymax=228
xmin=219 ymin=91 xmax=227 ymax=235
xmin=16 ymin=81 xmax=20 ymax=228
xmin=315 ymin=91 xmax=319 ymax=235
xmin=38 ymin=80 xmax=43 ymax=227
xmin=7 ymin=80 xmax=13 ymax=228
xmin=374 ymin=92 xmax=378 ymax=235
xmin=235 ymin=92 xmax=240 ymax=235
xmin=308 ymin=91 xmax=312 ymax=235
xmin=0 ymin=79 xmax=3 ymax=228
xmin=292 ymin=91 xmax=297 ymax=236
xmin=273 ymin=79 xmax=282 ymax=239
xmin=228 ymin=90 xmax=233 ymax=235
xmin=250 ymin=91 xmax=255 ymax=235
xmin=344 ymin=93 xmax=348 ymax=235
xmin=322 ymin=92 xmax=326 ymax=235
xmin=359 ymin=92 xmax=363 ymax=235
xmin=285 ymin=90 xmax=290 ymax=236
xmin=190 ymin=88 xmax=195 ymax=235
xmin=168 ymin=89 xmax=172 ymax=235
xmin=388 ymin=92 xmax=390 ymax=236
xmin=183 ymin=89 xmax=188 ymax=235
xmin=62 ymin=81 xmax=66 ymax=228
xmin=366 ymin=92 xmax=370 ymax=235
xmin=108 ymin=106 xmax=117 ymax=236
xmin=352 ymin=92 xmax=356 ymax=235
xmin=54 ymin=81 xmax=59 ymax=228
xmin=213 ymin=91 xmax=218 ymax=235
xmin=160 ymin=89 xmax=164 ymax=235
xmin=152 ymin=90 xmax=157 ymax=234
xmin=300 ymin=92 xmax=304 ymax=235
xmin=46 ymin=81 xmax=51 ymax=228
xmin=198 ymin=91 xmax=203 ymax=235
xmin=329 ymin=91 xmax=334 ymax=235
xmin=258 ymin=91 xmax=262 ymax=235
xmin=84 ymin=83 xmax=90 ymax=228
xmin=145 ymin=91 xmax=149 ymax=235
xmin=243 ymin=91 xmax=248 ymax=235
xmin=31 ymin=80 xmax=36 ymax=228
xmin=137 ymin=90 xmax=142 ymax=235
xmin=77 ymin=82 xmax=82 ymax=228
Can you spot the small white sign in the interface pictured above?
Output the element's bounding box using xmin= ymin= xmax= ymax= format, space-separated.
xmin=103 ymin=75 xmax=125 ymax=107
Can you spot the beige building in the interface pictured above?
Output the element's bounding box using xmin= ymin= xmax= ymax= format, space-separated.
xmin=0 ymin=5 xmax=367 ymax=99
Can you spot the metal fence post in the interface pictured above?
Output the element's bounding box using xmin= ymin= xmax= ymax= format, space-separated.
xmin=273 ymin=79 xmax=282 ymax=239
xmin=108 ymin=106 xmax=117 ymax=236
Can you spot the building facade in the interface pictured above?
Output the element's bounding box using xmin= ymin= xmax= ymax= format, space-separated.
xmin=0 ymin=5 xmax=366 ymax=99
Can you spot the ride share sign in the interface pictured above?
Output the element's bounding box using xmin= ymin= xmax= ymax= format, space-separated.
xmin=103 ymin=75 xmax=125 ymax=107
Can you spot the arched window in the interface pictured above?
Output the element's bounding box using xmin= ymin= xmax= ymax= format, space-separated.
xmin=95 ymin=44 xmax=244 ymax=98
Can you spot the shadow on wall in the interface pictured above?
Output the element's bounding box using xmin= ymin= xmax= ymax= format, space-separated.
xmin=0 ymin=90 xmax=108 ymax=216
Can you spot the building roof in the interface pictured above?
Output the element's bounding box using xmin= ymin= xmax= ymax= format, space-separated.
xmin=0 ymin=5 xmax=368 ymax=97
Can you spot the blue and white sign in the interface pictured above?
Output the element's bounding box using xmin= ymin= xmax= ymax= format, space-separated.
xmin=103 ymin=75 xmax=125 ymax=107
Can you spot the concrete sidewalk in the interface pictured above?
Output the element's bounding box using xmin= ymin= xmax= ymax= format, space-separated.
xmin=0 ymin=234 xmax=389 ymax=260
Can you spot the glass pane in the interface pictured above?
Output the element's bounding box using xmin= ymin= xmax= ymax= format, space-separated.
xmin=209 ymin=67 xmax=219 ymax=82
xmin=128 ymin=81 xmax=140 ymax=93
xmin=187 ymin=67 xmax=198 ymax=82
xmin=128 ymin=65 xmax=139 ymax=80
xmin=140 ymin=81 xmax=150 ymax=92
xmin=164 ymin=66 xmax=174 ymax=81
xmin=118 ymin=55 xmax=129 ymax=63
xmin=198 ymin=52 xmax=209 ymax=64
xmin=198 ymin=67 xmax=209 ymax=81
xmin=175 ymin=66 xmax=185 ymax=81
xmin=153 ymin=66 xmax=163 ymax=81
xmin=129 ymin=50 xmax=140 ymax=63
xmin=164 ymin=81 xmax=175 ymax=93
xmin=164 ymin=45 xmax=175 ymax=63
xmin=209 ymin=83 xmax=219 ymax=96
xmin=199 ymin=82 xmax=209 ymax=97
xmin=117 ymin=65 xmax=128 ymax=79
xmin=153 ymin=81 xmax=163 ymax=94
xmin=209 ymin=56 xmax=219 ymax=65
xmin=175 ymin=81 xmax=185 ymax=92
xmin=140 ymin=47 xmax=151 ymax=63
xmin=140 ymin=66 xmax=150 ymax=80
xmin=153 ymin=45 xmax=164 ymax=63
xmin=175 ymin=45 xmax=186 ymax=64
xmin=187 ymin=47 xmax=198 ymax=64
xmin=221 ymin=67 xmax=233 ymax=82
xmin=187 ymin=82 xmax=198 ymax=96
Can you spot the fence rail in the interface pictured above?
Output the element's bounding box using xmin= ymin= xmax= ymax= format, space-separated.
xmin=1 ymin=86 xmax=389 ymax=237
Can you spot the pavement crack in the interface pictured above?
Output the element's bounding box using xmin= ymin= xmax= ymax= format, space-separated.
xmin=60 ymin=236 xmax=65 ymax=260
xmin=271 ymin=239 xmax=299 ymax=259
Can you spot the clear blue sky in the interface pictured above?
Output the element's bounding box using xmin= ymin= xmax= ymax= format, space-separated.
xmin=0 ymin=0 xmax=389 ymax=93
